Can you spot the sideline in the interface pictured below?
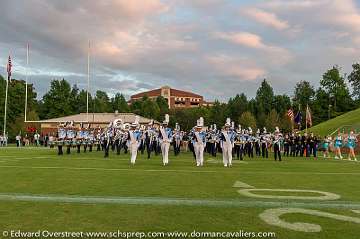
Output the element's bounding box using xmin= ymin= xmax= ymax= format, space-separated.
xmin=0 ymin=193 xmax=359 ymax=209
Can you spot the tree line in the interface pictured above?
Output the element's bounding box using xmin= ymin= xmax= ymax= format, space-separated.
xmin=1 ymin=64 xmax=360 ymax=139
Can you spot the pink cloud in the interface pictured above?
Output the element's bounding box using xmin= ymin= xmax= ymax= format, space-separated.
xmin=206 ymin=54 xmax=266 ymax=80
xmin=214 ymin=32 xmax=264 ymax=48
xmin=112 ymin=0 xmax=168 ymax=18
xmin=213 ymin=31 xmax=292 ymax=65
xmin=242 ymin=8 xmax=289 ymax=30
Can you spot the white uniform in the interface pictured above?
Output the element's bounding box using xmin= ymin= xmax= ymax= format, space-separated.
xmin=160 ymin=127 xmax=172 ymax=165
xmin=129 ymin=130 xmax=141 ymax=164
xmin=193 ymin=131 xmax=206 ymax=166
xmin=221 ymin=130 xmax=234 ymax=167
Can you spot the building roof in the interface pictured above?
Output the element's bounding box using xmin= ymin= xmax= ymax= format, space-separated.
xmin=170 ymin=88 xmax=203 ymax=98
xmin=131 ymin=86 xmax=203 ymax=99
xmin=131 ymin=89 xmax=162 ymax=98
xmin=39 ymin=113 xmax=155 ymax=124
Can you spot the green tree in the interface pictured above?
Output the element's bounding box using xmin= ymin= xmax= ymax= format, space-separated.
xmin=111 ymin=93 xmax=129 ymax=113
xmin=273 ymin=94 xmax=291 ymax=115
xmin=94 ymin=90 xmax=111 ymax=113
xmin=208 ymin=100 xmax=227 ymax=127
xmin=321 ymin=66 xmax=353 ymax=113
xmin=227 ymin=93 xmax=248 ymax=122
xmin=255 ymin=79 xmax=274 ymax=115
xmin=348 ymin=63 xmax=360 ymax=102
xmin=156 ymin=96 xmax=169 ymax=120
xmin=141 ymin=96 xmax=160 ymax=119
xmin=239 ymin=111 xmax=257 ymax=130
xmin=265 ymin=109 xmax=279 ymax=131
xmin=293 ymin=80 xmax=315 ymax=110
xmin=79 ymin=89 xmax=92 ymax=113
xmin=312 ymin=88 xmax=331 ymax=123
xmin=0 ymin=76 xmax=38 ymax=139
xmin=41 ymin=79 xmax=74 ymax=118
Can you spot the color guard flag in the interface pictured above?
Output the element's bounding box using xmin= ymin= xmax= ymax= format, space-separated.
xmin=287 ymin=109 xmax=294 ymax=119
xmin=6 ymin=55 xmax=12 ymax=79
xmin=306 ymin=104 xmax=312 ymax=127
xmin=294 ymin=111 xmax=302 ymax=124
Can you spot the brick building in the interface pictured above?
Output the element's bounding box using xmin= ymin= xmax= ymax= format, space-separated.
xmin=38 ymin=112 xmax=155 ymax=135
xmin=130 ymin=86 xmax=213 ymax=109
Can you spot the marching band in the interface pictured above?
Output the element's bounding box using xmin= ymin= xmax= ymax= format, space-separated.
xmin=54 ymin=115 xmax=358 ymax=165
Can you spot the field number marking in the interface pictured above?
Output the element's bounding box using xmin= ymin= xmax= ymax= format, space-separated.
xmin=259 ymin=208 xmax=360 ymax=232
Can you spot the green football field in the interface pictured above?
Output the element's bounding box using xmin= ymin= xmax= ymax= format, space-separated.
xmin=0 ymin=147 xmax=359 ymax=239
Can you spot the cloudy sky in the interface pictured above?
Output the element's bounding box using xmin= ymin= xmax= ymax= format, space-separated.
xmin=0 ymin=0 xmax=359 ymax=101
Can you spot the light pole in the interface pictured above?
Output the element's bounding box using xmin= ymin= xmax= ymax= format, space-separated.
xmin=328 ymin=104 xmax=332 ymax=120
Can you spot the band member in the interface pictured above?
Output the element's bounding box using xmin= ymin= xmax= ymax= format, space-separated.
xmin=83 ymin=124 xmax=90 ymax=153
xmin=323 ymin=135 xmax=331 ymax=159
xmin=96 ymin=127 xmax=102 ymax=151
xmin=255 ymin=129 xmax=261 ymax=156
xmin=88 ymin=128 xmax=94 ymax=152
xmin=113 ymin=119 xmax=124 ymax=155
xmin=334 ymin=130 xmax=343 ymax=160
xmin=192 ymin=117 xmax=206 ymax=167
xmin=159 ymin=114 xmax=172 ymax=166
xmin=76 ymin=124 xmax=84 ymax=154
xmin=261 ymin=127 xmax=269 ymax=158
xmin=220 ymin=118 xmax=235 ymax=167
xmin=66 ymin=121 xmax=75 ymax=154
xmin=283 ymin=133 xmax=290 ymax=157
xmin=295 ymin=133 xmax=301 ymax=157
xmin=234 ymin=125 xmax=243 ymax=160
xmin=290 ymin=133 xmax=296 ymax=157
xmin=173 ymin=123 xmax=182 ymax=156
xmin=57 ymin=123 xmax=66 ymax=155
xmin=310 ymin=132 xmax=318 ymax=159
xmin=347 ymin=130 xmax=357 ymax=161
xmin=209 ymin=124 xmax=219 ymax=157
xmin=103 ymin=122 xmax=113 ymax=158
xmin=139 ymin=125 xmax=146 ymax=155
xmin=246 ymin=127 xmax=254 ymax=158
xmin=128 ymin=116 xmax=142 ymax=165
xmin=145 ymin=121 xmax=155 ymax=159
xmin=273 ymin=127 xmax=282 ymax=161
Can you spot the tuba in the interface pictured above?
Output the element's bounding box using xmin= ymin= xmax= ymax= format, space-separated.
xmin=123 ymin=123 xmax=130 ymax=131
xmin=113 ymin=118 xmax=123 ymax=130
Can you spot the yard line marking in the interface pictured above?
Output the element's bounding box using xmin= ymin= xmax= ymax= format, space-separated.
xmin=0 ymin=165 xmax=359 ymax=175
xmin=259 ymin=208 xmax=360 ymax=232
xmin=237 ymin=188 xmax=341 ymax=201
xmin=0 ymin=165 xmax=216 ymax=173
xmin=206 ymin=159 xmax=249 ymax=164
xmin=0 ymin=193 xmax=359 ymax=209
xmin=232 ymin=181 xmax=254 ymax=188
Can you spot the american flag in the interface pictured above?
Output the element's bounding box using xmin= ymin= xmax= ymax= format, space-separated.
xmin=306 ymin=105 xmax=312 ymax=127
xmin=287 ymin=109 xmax=294 ymax=119
xmin=6 ymin=55 xmax=12 ymax=79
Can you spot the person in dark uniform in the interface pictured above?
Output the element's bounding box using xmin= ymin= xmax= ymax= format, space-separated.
xmin=273 ymin=127 xmax=282 ymax=161
xmin=57 ymin=123 xmax=66 ymax=156
xmin=145 ymin=121 xmax=155 ymax=159
xmin=261 ymin=127 xmax=269 ymax=159
xmin=103 ymin=122 xmax=113 ymax=158
xmin=295 ymin=133 xmax=301 ymax=157
xmin=283 ymin=133 xmax=290 ymax=157
xmin=300 ymin=133 xmax=306 ymax=157
xmin=290 ymin=133 xmax=296 ymax=157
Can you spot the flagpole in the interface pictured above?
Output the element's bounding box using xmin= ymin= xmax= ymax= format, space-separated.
xmin=3 ymin=58 xmax=10 ymax=137
xmin=305 ymin=104 xmax=308 ymax=133
xmin=87 ymin=40 xmax=90 ymax=122
xmin=298 ymin=104 xmax=301 ymax=131
xmin=25 ymin=44 xmax=29 ymax=122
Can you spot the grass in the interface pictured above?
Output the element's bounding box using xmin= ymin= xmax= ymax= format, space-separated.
xmin=307 ymin=107 xmax=360 ymax=136
xmin=0 ymin=147 xmax=359 ymax=238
